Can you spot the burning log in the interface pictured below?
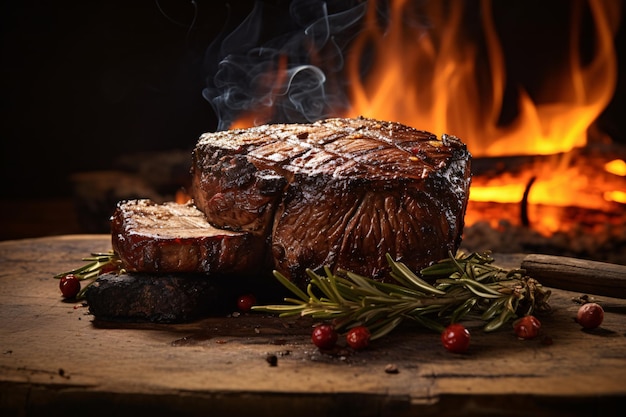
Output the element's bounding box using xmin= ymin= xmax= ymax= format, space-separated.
xmin=468 ymin=142 xmax=626 ymax=232
xmin=460 ymin=142 xmax=626 ymax=265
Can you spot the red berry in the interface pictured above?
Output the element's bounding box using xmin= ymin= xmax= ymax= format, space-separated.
xmin=513 ymin=315 xmax=541 ymax=339
xmin=441 ymin=323 xmax=470 ymax=353
xmin=311 ymin=324 xmax=338 ymax=349
xmin=346 ymin=326 xmax=371 ymax=350
xmin=576 ymin=303 xmax=604 ymax=329
xmin=236 ymin=293 xmax=257 ymax=312
xmin=59 ymin=274 xmax=81 ymax=299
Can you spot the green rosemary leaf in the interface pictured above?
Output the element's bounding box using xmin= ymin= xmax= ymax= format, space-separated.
xmin=406 ymin=312 xmax=446 ymax=333
xmin=458 ymin=278 xmax=503 ymax=297
xmin=252 ymin=304 xmax=304 ymax=312
xmin=386 ymin=254 xmax=446 ymax=295
xmin=470 ymin=264 xmax=500 ymax=282
xmin=480 ymin=297 xmax=507 ymax=321
xmin=324 ymin=268 xmax=347 ymax=305
xmin=465 ymin=251 xmax=495 ymax=264
xmin=53 ymin=262 xmax=96 ymax=279
xmin=275 ymin=270 xmax=309 ymax=302
xmin=450 ymin=297 xmax=478 ymax=323
xmin=308 ymin=273 xmax=334 ymax=302
xmin=368 ymin=280 xmax=426 ymax=298
xmin=356 ymin=306 xmax=391 ymax=323
xmin=277 ymin=310 xmax=307 ymax=318
xmin=344 ymin=271 xmax=389 ymax=297
xmin=483 ymin=307 xmax=516 ymax=332
xmin=419 ymin=260 xmax=460 ymax=278
xmin=449 ymin=252 xmax=468 ymax=275
xmin=463 ymin=285 xmax=502 ymax=299
xmin=506 ymin=268 xmax=525 ymax=278
xmin=505 ymin=293 xmax=520 ymax=315
xmin=370 ymin=317 xmax=404 ymax=340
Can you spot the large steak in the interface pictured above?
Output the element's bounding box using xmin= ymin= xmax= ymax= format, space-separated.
xmin=188 ymin=116 xmax=472 ymax=286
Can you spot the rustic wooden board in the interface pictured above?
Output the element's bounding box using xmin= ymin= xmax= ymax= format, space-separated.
xmin=1 ymin=235 xmax=626 ymax=417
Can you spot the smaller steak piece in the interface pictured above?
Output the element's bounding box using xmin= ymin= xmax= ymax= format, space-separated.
xmin=86 ymin=272 xmax=228 ymax=323
xmin=111 ymin=199 xmax=268 ymax=274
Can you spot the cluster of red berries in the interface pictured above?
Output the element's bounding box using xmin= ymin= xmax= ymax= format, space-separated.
xmin=310 ymin=322 xmax=472 ymax=353
xmin=311 ymin=324 xmax=371 ymax=350
xmin=511 ymin=302 xmax=604 ymax=340
xmin=510 ymin=301 xmax=605 ymax=343
xmin=441 ymin=301 xmax=606 ymax=353
xmin=308 ymin=302 xmax=607 ymax=354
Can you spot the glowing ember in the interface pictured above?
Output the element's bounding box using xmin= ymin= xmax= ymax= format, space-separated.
xmin=175 ymin=189 xmax=191 ymax=204
xmin=605 ymin=190 xmax=626 ymax=204
xmin=605 ymin=159 xmax=626 ymax=176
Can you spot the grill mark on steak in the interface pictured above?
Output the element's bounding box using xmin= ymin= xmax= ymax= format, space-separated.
xmin=196 ymin=118 xmax=446 ymax=182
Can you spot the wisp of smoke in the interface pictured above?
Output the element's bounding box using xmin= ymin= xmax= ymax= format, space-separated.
xmin=202 ymin=0 xmax=368 ymax=130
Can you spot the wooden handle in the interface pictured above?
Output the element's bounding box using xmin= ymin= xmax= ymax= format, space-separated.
xmin=521 ymin=254 xmax=626 ymax=299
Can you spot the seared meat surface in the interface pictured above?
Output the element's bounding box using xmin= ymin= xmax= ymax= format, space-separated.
xmin=189 ymin=117 xmax=471 ymax=286
xmin=111 ymin=117 xmax=471 ymax=287
xmin=86 ymin=272 xmax=227 ymax=323
xmin=111 ymin=199 xmax=266 ymax=274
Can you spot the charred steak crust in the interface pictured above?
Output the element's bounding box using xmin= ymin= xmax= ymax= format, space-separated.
xmin=111 ymin=199 xmax=268 ymax=274
xmin=191 ymin=117 xmax=471 ymax=286
xmin=85 ymin=272 xmax=227 ymax=323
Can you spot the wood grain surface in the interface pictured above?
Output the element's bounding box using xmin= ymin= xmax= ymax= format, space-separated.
xmin=1 ymin=235 xmax=625 ymax=417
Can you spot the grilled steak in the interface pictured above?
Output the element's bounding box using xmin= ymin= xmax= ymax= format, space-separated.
xmin=111 ymin=199 xmax=267 ymax=274
xmin=189 ymin=116 xmax=472 ymax=286
xmin=112 ymin=117 xmax=471 ymax=289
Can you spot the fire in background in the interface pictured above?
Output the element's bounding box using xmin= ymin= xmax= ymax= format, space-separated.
xmin=202 ymin=0 xmax=625 ymax=241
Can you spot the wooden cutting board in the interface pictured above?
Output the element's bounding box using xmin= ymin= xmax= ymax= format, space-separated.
xmin=1 ymin=235 xmax=625 ymax=417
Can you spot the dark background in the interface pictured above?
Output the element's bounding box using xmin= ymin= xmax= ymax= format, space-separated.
xmin=1 ymin=0 xmax=624 ymax=238
xmin=1 ymin=0 xmax=242 ymax=199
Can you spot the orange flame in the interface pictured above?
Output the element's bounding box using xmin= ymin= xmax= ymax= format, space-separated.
xmin=344 ymin=0 xmax=619 ymax=157
xmin=228 ymin=0 xmax=622 ymax=234
xmin=175 ymin=189 xmax=192 ymax=204
xmin=604 ymin=159 xmax=626 ymax=204
xmin=605 ymin=159 xmax=626 ymax=176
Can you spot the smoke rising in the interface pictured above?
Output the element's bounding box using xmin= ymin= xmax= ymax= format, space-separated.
xmin=202 ymin=0 xmax=367 ymax=130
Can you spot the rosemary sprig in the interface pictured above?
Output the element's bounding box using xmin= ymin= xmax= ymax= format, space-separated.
xmin=253 ymin=251 xmax=551 ymax=340
xmin=53 ymin=251 xmax=122 ymax=299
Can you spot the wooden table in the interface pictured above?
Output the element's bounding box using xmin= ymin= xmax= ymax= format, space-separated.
xmin=1 ymin=235 xmax=625 ymax=416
